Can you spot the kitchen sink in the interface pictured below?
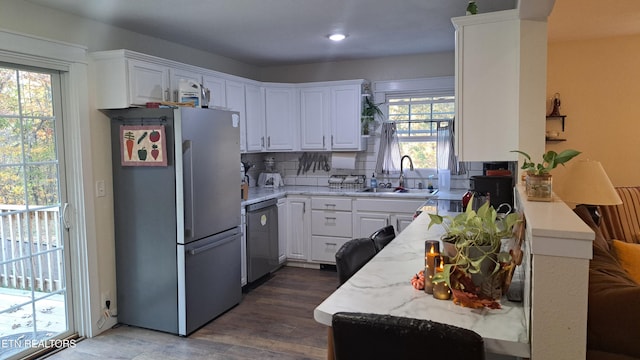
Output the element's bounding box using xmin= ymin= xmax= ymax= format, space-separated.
xmin=359 ymin=187 xmax=438 ymax=195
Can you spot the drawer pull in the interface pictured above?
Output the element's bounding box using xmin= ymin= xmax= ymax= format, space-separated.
xmin=325 ymin=216 xmax=337 ymax=220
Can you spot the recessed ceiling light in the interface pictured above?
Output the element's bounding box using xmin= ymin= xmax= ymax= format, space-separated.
xmin=328 ymin=33 xmax=347 ymax=42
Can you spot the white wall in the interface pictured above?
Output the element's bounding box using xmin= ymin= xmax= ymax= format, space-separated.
xmin=1 ymin=0 xmax=447 ymax=337
xmin=259 ymin=52 xmax=454 ymax=83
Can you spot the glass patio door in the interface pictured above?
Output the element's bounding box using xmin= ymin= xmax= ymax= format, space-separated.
xmin=0 ymin=65 xmax=73 ymax=359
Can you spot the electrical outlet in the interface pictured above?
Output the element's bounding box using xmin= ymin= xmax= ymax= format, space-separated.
xmin=101 ymin=290 xmax=111 ymax=309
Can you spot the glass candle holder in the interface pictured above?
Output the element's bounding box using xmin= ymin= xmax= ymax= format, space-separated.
xmin=433 ymin=257 xmax=451 ymax=300
xmin=424 ymin=240 xmax=440 ymax=294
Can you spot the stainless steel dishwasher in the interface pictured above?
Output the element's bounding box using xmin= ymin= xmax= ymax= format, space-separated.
xmin=246 ymin=198 xmax=279 ymax=283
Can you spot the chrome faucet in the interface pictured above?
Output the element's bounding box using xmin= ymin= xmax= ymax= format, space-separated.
xmin=399 ymin=155 xmax=414 ymax=188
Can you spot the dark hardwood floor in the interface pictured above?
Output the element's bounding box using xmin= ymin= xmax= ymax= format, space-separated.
xmin=43 ymin=266 xmax=338 ymax=360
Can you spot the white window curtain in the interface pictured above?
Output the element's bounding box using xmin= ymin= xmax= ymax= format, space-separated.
xmin=375 ymin=122 xmax=401 ymax=174
xmin=436 ymin=120 xmax=466 ymax=175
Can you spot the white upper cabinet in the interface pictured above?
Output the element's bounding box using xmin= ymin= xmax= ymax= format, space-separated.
xmin=202 ymin=75 xmax=226 ymax=108
xmin=300 ymin=86 xmax=330 ymax=150
xmin=452 ymin=10 xmax=546 ymax=162
xmin=264 ymin=85 xmax=297 ymax=151
xmin=225 ymin=80 xmax=247 ymax=152
xmin=331 ymin=84 xmax=363 ymax=150
xmin=91 ymin=50 xmax=170 ymax=109
xmin=127 ymin=59 xmax=170 ymax=106
xmin=91 ymin=50 xmax=370 ymax=153
xmin=299 ymin=80 xmax=365 ymax=151
xmin=245 ymin=84 xmax=265 ymax=152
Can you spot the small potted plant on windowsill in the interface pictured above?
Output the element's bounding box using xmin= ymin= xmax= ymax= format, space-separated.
xmin=511 ymin=149 xmax=581 ymax=201
xmin=361 ymin=96 xmax=383 ymax=135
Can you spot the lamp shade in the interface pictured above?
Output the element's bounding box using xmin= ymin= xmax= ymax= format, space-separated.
xmin=560 ymin=159 xmax=622 ymax=205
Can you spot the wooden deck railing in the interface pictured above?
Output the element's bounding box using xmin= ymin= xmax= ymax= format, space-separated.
xmin=0 ymin=205 xmax=63 ymax=292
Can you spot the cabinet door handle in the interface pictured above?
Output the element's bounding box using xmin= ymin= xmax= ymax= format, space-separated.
xmin=261 ymin=137 xmax=265 ymax=147
xmin=267 ymin=136 xmax=271 ymax=147
xmin=331 ymin=135 xmax=334 ymax=146
xmin=322 ymin=136 xmax=325 ymax=148
xmin=164 ymin=88 xmax=170 ymax=101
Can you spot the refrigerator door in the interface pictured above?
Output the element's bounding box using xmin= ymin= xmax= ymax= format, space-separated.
xmin=178 ymin=108 xmax=241 ymax=243
xmin=179 ymin=227 xmax=241 ymax=335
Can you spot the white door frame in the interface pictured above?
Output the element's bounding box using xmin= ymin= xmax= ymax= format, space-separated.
xmin=0 ymin=28 xmax=100 ymax=337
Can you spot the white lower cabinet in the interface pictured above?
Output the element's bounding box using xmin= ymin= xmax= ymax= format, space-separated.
xmin=310 ymin=197 xmax=352 ymax=264
xmin=278 ymin=195 xmax=425 ymax=265
xmin=395 ymin=214 xmax=416 ymax=233
xmin=277 ymin=198 xmax=287 ymax=264
xmin=353 ymin=198 xmax=424 ymax=239
xmin=353 ymin=212 xmax=391 ymax=239
xmin=285 ymin=196 xmax=310 ymax=261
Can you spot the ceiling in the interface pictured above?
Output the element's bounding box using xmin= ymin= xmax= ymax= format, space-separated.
xmin=25 ymin=0 xmax=516 ymax=66
xmin=24 ymin=0 xmax=640 ymax=67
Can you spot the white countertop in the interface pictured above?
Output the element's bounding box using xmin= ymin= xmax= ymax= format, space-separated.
xmin=241 ymin=185 xmax=466 ymax=206
xmin=313 ymin=210 xmax=529 ymax=358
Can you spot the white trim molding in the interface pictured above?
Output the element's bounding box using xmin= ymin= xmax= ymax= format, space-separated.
xmin=0 ymin=28 xmax=99 ymax=337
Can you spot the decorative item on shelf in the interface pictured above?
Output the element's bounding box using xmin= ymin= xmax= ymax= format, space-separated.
xmin=424 ymin=240 xmax=440 ymax=294
xmin=525 ymin=173 xmax=553 ymax=201
xmin=433 ymin=257 xmax=452 ymax=300
xmin=549 ymin=92 xmax=562 ymax=116
xmin=361 ymin=96 xmax=383 ymax=135
xmin=466 ymin=1 xmax=478 ymax=15
xmin=558 ymin=159 xmax=622 ymax=225
xmin=426 ymin=196 xmax=520 ymax=306
xmin=511 ymin=149 xmax=582 ymax=202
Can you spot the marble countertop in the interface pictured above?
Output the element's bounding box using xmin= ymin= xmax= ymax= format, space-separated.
xmin=241 ymin=185 xmax=466 ymax=206
xmin=313 ymin=210 xmax=530 ymax=358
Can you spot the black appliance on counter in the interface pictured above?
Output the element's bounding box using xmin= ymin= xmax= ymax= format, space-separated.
xmin=469 ymin=175 xmax=514 ymax=213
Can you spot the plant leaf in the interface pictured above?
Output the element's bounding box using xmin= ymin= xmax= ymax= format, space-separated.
xmin=554 ymin=149 xmax=581 ymax=166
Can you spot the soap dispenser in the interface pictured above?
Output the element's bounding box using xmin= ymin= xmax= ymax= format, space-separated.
xmin=370 ymin=172 xmax=378 ymax=188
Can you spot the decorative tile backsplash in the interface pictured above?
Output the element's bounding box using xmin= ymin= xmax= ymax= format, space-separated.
xmin=241 ymin=134 xmax=512 ymax=190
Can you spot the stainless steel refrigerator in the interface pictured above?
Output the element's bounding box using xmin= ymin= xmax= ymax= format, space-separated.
xmin=106 ymin=107 xmax=241 ymax=336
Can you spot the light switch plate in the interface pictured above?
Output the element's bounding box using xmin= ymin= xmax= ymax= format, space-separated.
xmin=96 ymin=180 xmax=106 ymax=197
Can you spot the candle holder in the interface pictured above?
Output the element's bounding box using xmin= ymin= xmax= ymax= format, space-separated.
xmin=424 ymin=240 xmax=440 ymax=294
xmin=433 ymin=256 xmax=452 ymax=300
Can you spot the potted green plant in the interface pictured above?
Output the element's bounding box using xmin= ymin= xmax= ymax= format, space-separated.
xmin=428 ymin=197 xmax=520 ymax=301
xmin=511 ymin=149 xmax=581 ymax=201
xmin=361 ymin=96 xmax=383 ymax=135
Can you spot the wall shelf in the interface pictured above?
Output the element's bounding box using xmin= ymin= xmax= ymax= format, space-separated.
xmin=545 ymin=137 xmax=566 ymax=142
xmin=546 ymin=115 xmax=566 ymax=131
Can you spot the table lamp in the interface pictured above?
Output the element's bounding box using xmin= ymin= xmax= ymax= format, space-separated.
xmin=560 ymin=159 xmax=622 ymax=225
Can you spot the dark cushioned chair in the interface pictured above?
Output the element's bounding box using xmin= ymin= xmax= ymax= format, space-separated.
xmin=332 ymin=312 xmax=485 ymax=360
xmin=334 ymin=238 xmax=377 ymax=285
xmin=370 ymin=225 xmax=396 ymax=252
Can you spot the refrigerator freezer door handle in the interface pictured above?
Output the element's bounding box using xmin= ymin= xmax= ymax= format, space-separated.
xmin=183 ymin=140 xmax=194 ymax=240
xmin=188 ymin=235 xmax=237 ymax=256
